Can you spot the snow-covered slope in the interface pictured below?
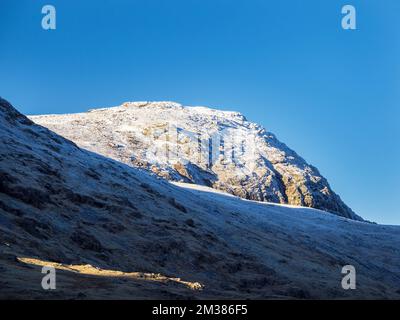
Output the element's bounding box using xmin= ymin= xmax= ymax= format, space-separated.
xmin=30 ymin=101 xmax=361 ymax=221
xmin=1 ymin=97 xmax=400 ymax=299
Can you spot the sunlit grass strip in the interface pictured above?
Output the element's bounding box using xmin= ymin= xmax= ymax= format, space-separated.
xmin=18 ymin=257 xmax=203 ymax=291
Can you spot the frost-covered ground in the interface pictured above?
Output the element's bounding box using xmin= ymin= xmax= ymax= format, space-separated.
xmin=30 ymin=101 xmax=361 ymax=220
xmin=1 ymin=97 xmax=399 ymax=299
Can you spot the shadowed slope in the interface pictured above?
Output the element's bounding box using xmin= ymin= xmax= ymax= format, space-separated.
xmin=1 ymin=97 xmax=399 ymax=299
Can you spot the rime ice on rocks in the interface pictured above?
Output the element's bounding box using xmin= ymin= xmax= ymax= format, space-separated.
xmin=30 ymin=101 xmax=362 ymax=220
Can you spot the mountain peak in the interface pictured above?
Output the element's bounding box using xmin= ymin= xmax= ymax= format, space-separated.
xmin=121 ymin=101 xmax=183 ymax=109
xmin=30 ymin=101 xmax=362 ymax=221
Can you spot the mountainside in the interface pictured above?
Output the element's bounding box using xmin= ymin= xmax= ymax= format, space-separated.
xmin=30 ymin=101 xmax=361 ymax=221
xmin=1 ymin=97 xmax=400 ymax=299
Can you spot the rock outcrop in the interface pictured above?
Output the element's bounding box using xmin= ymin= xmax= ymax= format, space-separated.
xmin=30 ymin=101 xmax=361 ymax=220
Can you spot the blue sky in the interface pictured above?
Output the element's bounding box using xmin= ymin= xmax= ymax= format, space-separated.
xmin=0 ymin=0 xmax=399 ymax=224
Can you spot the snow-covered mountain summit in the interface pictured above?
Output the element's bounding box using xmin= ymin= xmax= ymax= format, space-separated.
xmin=30 ymin=101 xmax=362 ymax=221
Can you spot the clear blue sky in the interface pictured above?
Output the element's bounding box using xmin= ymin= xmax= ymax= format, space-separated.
xmin=1 ymin=0 xmax=399 ymax=224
